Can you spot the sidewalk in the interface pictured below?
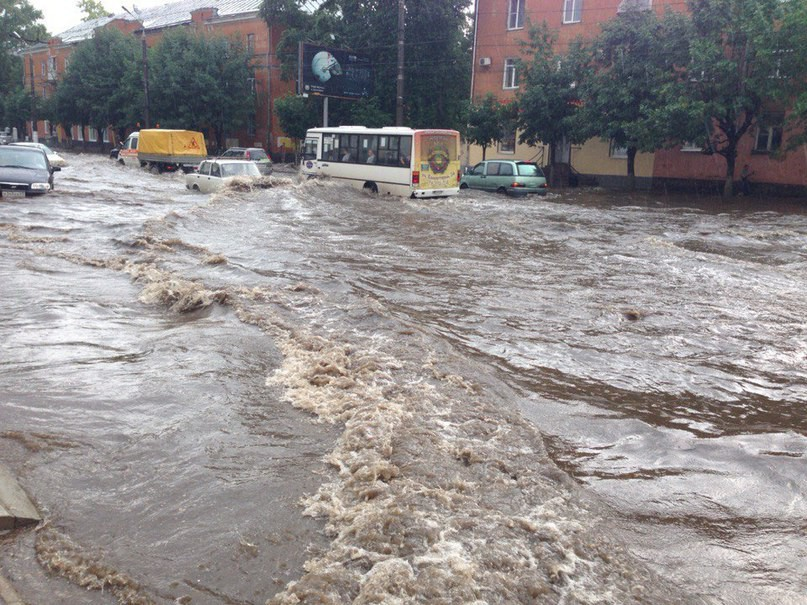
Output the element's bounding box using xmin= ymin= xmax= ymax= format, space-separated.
xmin=0 ymin=463 xmax=40 ymax=530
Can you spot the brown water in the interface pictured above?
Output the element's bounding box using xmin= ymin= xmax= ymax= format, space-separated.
xmin=1 ymin=154 xmax=805 ymax=604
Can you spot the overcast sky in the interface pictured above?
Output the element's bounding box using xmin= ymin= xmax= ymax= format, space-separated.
xmin=29 ymin=0 xmax=163 ymax=36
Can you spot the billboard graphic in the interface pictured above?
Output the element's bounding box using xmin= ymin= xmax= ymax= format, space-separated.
xmin=302 ymin=44 xmax=373 ymax=100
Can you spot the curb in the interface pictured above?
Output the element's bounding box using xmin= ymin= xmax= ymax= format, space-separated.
xmin=0 ymin=572 xmax=25 ymax=605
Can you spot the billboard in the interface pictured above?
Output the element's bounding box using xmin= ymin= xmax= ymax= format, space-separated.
xmin=301 ymin=44 xmax=373 ymax=100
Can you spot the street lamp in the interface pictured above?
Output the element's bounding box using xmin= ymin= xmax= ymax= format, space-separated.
xmin=122 ymin=6 xmax=150 ymax=128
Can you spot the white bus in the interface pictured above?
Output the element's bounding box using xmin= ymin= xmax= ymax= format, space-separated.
xmin=300 ymin=126 xmax=461 ymax=198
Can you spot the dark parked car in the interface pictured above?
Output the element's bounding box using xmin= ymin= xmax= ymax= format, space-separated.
xmin=0 ymin=145 xmax=60 ymax=198
xmin=219 ymin=147 xmax=273 ymax=175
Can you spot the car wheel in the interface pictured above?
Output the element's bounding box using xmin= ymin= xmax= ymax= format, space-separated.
xmin=459 ymin=183 xmax=468 ymax=189
xmin=363 ymin=182 xmax=379 ymax=195
xmin=496 ymin=187 xmax=507 ymax=194
xmin=118 ymin=158 xmax=125 ymax=165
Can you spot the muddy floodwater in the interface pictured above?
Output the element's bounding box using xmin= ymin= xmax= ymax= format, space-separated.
xmin=1 ymin=153 xmax=805 ymax=605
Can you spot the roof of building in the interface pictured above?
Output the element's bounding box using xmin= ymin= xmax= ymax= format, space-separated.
xmin=55 ymin=0 xmax=263 ymax=44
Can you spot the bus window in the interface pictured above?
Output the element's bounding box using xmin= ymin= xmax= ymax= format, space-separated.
xmin=335 ymin=134 xmax=359 ymax=162
xmin=322 ymin=135 xmax=336 ymax=160
xmin=360 ymin=135 xmax=378 ymax=164
xmin=302 ymin=137 xmax=319 ymax=160
xmin=400 ymin=137 xmax=412 ymax=165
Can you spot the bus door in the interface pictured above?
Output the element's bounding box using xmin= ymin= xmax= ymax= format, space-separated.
xmin=301 ymin=134 xmax=322 ymax=176
xmin=301 ymin=133 xmax=339 ymax=177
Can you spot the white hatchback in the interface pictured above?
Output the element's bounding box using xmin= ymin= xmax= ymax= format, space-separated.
xmin=185 ymin=159 xmax=261 ymax=193
xmin=9 ymin=142 xmax=68 ymax=167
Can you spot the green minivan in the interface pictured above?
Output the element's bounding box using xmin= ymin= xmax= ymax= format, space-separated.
xmin=460 ymin=160 xmax=548 ymax=195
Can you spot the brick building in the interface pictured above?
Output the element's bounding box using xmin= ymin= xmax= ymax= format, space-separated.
xmin=470 ymin=0 xmax=807 ymax=195
xmin=18 ymin=0 xmax=294 ymax=156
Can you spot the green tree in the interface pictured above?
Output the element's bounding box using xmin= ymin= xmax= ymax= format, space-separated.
xmin=516 ymin=23 xmax=588 ymax=185
xmin=1 ymin=0 xmax=47 ymax=101
xmin=149 ymin=29 xmax=255 ymax=150
xmin=1 ymin=86 xmax=35 ymax=136
xmin=265 ymin=0 xmax=472 ymax=130
xmin=777 ymin=0 xmax=807 ymax=149
xmin=274 ymin=93 xmax=318 ymax=142
xmin=348 ymin=97 xmax=393 ymax=128
xmin=672 ymin=0 xmax=807 ymax=196
xmin=465 ymin=93 xmax=509 ymax=161
xmin=78 ymin=0 xmax=109 ymax=20
xmin=578 ymin=9 xmax=692 ymax=189
xmin=52 ymin=27 xmax=142 ymax=142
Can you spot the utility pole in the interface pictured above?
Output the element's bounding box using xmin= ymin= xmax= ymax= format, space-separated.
xmin=29 ymin=55 xmax=37 ymax=142
xmin=395 ymin=0 xmax=405 ymax=126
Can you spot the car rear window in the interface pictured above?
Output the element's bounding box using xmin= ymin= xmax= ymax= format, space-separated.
xmin=516 ymin=163 xmax=543 ymax=177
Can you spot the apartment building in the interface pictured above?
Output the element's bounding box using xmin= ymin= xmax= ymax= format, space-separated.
xmin=470 ymin=0 xmax=807 ymax=194
xmin=18 ymin=0 xmax=294 ymax=155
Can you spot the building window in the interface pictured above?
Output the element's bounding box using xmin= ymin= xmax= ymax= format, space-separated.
xmin=64 ymin=57 xmax=70 ymax=70
xmin=88 ymin=127 xmax=98 ymax=142
xmin=47 ymin=57 xmax=57 ymax=80
xmin=508 ymin=0 xmax=525 ymax=30
xmin=40 ymin=61 xmax=46 ymax=76
xmin=247 ymin=33 xmax=255 ymax=53
xmin=754 ymin=114 xmax=783 ymax=153
xmin=75 ymin=125 xmax=84 ymax=141
xmin=102 ymin=128 xmax=110 ymax=143
xmin=503 ymin=58 xmax=518 ymax=89
xmin=680 ymin=141 xmax=703 ymax=152
xmin=609 ymin=139 xmax=627 ymax=158
xmin=499 ymin=129 xmax=516 ymax=153
xmin=563 ymin=0 xmax=582 ymax=23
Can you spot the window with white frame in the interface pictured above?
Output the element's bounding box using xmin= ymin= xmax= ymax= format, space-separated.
xmin=563 ymin=0 xmax=582 ymax=23
xmin=103 ymin=128 xmax=110 ymax=143
xmin=609 ymin=139 xmax=627 ymax=158
xmin=75 ymin=125 xmax=84 ymax=141
xmin=247 ymin=33 xmax=255 ymax=53
xmin=508 ymin=0 xmax=525 ymax=29
xmin=88 ymin=127 xmax=98 ymax=142
xmin=503 ymin=58 xmax=518 ymax=89
xmin=680 ymin=141 xmax=703 ymax=152
xmin=754 ymin=114 xmax=783 ymax=153
xmin=499 ymin=129 xmax=516 ymax=153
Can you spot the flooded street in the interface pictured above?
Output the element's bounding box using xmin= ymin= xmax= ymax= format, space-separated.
xmin=1 ymin=153 xmax=805 ymax=605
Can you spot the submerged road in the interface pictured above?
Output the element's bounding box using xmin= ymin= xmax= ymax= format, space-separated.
xmin=0 ymin=153 xmax=805 ymax=604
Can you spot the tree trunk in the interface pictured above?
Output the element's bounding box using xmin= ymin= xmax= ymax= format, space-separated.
xmin=481 ymin=144 xmax=487 ymax=161
xmin=547 ymin=143 xmax=556 ymax=188
xmin=626 ymin=146 xmax=637 ymax=191
xmin=723 ymin=147 xmax=737 ymax=198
